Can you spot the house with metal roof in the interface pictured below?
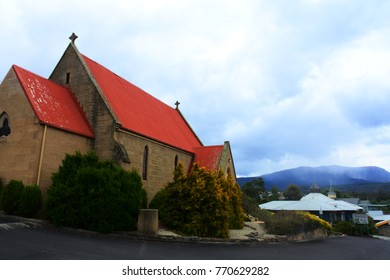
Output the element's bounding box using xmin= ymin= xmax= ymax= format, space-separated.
xmin=368 ymin=211 xmax=390 ymax=237
xmin=0 ymin=34 xmax=236 ymax=202
xmin=259 ymin=192 xmax=363 ymax=223
xmin=337 ymin=198 xmax=388 ymax=213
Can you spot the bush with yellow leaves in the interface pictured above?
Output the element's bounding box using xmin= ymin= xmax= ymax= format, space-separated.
xmin=150 ymin=163 xmax=244 ymax=238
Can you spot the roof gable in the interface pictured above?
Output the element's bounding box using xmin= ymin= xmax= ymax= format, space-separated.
xmin=81 ymin=55 xmax=202 ymax=152
xmin=13 ymin=65 xmax=94 ymax=138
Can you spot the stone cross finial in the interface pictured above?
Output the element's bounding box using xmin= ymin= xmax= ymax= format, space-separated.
xmin=175 ymin=101 xmax=180 ymax=109
xmin=69 ymin=33 xmax=78 ymax=43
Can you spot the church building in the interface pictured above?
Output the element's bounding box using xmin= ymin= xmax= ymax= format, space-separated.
xmin=0 ymin=34 xmax=236 ymax=201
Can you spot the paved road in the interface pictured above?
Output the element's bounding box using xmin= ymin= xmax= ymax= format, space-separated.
xmin=1 ymin=215 xmax=390 ymax=260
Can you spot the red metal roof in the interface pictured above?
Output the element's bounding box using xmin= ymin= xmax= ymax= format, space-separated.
xmin=13 ymin=65 xmax=94 ymax=138
xmin=81 ymin=55 xmax=202 ymax=152
xmin=193 ymin=145 xmax=224 ymax=171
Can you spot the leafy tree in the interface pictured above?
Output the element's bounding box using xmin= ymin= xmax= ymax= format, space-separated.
xmin=283 ymin=184 xmax=302 ymax=200
xmin=269 ymin=186 xmax=280 ymax=201
xmin=47 ymin=152 xmax=147 ymax=233
xmin=242 ymin=177 xmax=268 ymax=203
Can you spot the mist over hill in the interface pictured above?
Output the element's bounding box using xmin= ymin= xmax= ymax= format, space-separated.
xmin=237 ymin=165 xmax=390 ymax=191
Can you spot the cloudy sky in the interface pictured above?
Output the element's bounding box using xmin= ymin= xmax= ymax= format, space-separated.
xmin=1 ymin=0 xmax=390 ymax=177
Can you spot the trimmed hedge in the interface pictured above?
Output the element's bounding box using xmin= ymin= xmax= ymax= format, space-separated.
xmin=46 ymin=152 xmax=147 ymax=233
xmin=150 ymin=163 xmax=244 ymax=238
xmin=19 ymin=185 xmax=42 ymax=218
xmin=0 ymin=180 xmax=43 ymax=217
xmin=1 ymin=180 xmax=24 ymax=215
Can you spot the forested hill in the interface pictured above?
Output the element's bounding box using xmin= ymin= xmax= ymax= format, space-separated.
xmin=237 ymin=165 xmax=390 ymax=191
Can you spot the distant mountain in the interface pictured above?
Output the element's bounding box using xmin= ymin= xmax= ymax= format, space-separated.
xmin=237 ymin=165 xmax=390 ymax=191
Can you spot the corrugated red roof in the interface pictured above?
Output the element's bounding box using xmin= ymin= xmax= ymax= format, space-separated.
xmin=13 ymin=65 xmax=94 ymax=138
xmin=81 ymin=55 xmax=202 ymax=152
xmin=193 ymin=145 xmax=224 ymax=171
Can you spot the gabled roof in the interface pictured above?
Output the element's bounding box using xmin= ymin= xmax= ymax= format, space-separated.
xmin=192 ymin=145 xmax=224 ymax=171
xmin=13 ymin=65 xmax=94 ymax=138
xmin=81 ymin=54 xmax=202 ymax=152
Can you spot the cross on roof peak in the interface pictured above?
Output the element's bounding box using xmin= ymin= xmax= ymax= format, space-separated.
xmin=175 ymin=101 xmax=180 ymax=109
xmin=69 ymin=33 xmax=78 ymax=44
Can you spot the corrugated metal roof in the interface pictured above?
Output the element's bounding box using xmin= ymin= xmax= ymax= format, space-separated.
xmin=339 ymin=198 xmax=360 ymax=205
xmin=13 ymin=65 xmax=94 ymax=138
xmin=368 ymin=211 xmax=390 ymax=221
xmin=81 ymin=55 xmax=202 ymax=152
xmin=260 ymin=193 xmax=362 ymax=212
xmin=193 ymin=145 xmax=224 ymax=171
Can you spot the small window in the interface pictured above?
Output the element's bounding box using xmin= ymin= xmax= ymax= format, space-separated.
xmin=0 ymin=112 xmax=11 ymax=137
xmin=142 ymin=145 xmax=149 ymax=180
xmin=174 ymin=155 xmax=178 ymax=168
xmin=66 ymin=72 xmax=70 ymax=84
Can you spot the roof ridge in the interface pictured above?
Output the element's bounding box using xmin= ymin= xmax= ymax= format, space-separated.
xmin=193 ymin=144 xmax=224 ymax=150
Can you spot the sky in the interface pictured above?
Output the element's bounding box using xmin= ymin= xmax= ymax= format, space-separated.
xmin=1 ymin=0 xmax=390 ymax=177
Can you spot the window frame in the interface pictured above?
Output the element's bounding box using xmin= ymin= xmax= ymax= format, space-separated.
xmin=0 ymin=112 xmax=11 ymax=138
xmin=142 ymin=145 xmax=149 ymax=180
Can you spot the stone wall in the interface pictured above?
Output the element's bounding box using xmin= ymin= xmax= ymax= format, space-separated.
xmin=287 ymin=228 xmax=328 ymax=241
xmin=219 ymin=141 xmax=237 ymax=182
xmin=0 ymin=69 xmax=42 ymax=186
xmin=39 ymin=126 xmax=92 ymax=195
xmin=50 ymin=43 xmax=117 ymax=161
xmin=115 ymin=129 xmax=194 ymax=202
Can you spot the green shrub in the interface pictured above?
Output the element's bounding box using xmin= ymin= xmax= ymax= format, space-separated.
xmin=1 ymin=180 xmax=24 ymax=215
xmin=265 ymin=211 xmax=331 ymax=235
xmin=19 ymin=185 xmax=42 ymax=218
xmin=46 ymin=152 xmax=147 ymax=233
xmin=333 ymin=218 xmax=376 ymax=236
xmin=332 ymin=221 xmax=355 ymax=235
xmin=150 ymin=163 xmax=244 ymax=238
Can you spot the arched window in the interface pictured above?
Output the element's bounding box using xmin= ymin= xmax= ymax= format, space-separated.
xmin=0 ymin=112 xmax=11 ymax=137
xmin=142 ymin=145 xmax=148 ymax=180
xmin=174 ymin=155 xmax=178 ymax=168
xmin=227 ymin=167 xmax=232 ymax=177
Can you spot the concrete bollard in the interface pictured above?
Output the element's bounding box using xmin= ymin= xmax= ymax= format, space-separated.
xmin=138 ymin=209 xmax=158 ymax=235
